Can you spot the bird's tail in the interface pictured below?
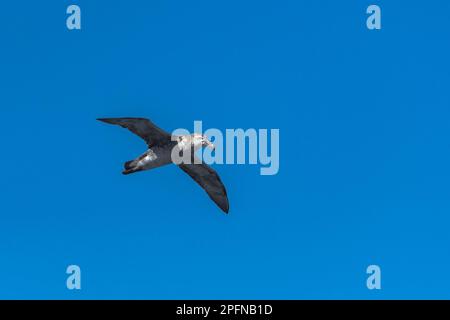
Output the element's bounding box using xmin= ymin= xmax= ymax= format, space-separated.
xmin=122 ymin=160 xmax=141 ymax=175
xmin=124 ymin=160 xmax=134 ymax=170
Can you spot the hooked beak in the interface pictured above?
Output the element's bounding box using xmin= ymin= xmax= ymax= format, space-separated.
xmin=207 ymin=141 xmax=215 ymax=150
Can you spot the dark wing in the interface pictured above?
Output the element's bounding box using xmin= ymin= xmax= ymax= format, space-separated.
xmin=97 ymin=117 xmax=171 ymax=148
xmin=179 ymin=159 xmax=229 ymax=214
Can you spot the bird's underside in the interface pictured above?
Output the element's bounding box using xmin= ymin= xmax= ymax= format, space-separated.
xmin=98 ymin=117 xmax=229 ymax=213
xmin=122 ymin=144 xmax=176 ymax=175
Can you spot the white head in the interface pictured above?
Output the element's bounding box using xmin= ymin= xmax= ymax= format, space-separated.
xmin=192 ymin=133 xmax=215 ymax=150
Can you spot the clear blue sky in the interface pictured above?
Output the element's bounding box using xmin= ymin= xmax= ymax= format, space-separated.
xmin=1 ymin=0 xmax=450 ymax=299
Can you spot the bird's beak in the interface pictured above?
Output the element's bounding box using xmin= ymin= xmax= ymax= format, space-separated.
xmin=207 ymin=141 xmax=215 ymax=150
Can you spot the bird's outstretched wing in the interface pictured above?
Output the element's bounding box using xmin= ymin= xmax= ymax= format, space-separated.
xmin=97 ymin=117 xmax=171 ymax=148
xmin=179 ymin=157 xmax=229 ymax=214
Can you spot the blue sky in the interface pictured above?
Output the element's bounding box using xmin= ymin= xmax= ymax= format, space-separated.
xmin=1 ymin=1 xmax=450 ymax=299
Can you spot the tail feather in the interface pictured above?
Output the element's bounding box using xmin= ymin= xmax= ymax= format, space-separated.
xmin=122 ymin=160 xmax=141 ymax=175
xmin=124 ymin=160 xmax=134 ymax=170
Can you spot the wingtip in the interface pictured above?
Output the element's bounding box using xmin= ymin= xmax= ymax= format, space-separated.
xmin=97 ymin=118 xmax=120 ymax=125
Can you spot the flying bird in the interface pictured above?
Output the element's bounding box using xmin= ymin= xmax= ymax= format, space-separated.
xmin=98 ymin=117 xmax=229 ymax=213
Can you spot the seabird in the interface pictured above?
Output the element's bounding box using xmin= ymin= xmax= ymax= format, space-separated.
xmin=98 ymin=117 xmax=229 ymax=214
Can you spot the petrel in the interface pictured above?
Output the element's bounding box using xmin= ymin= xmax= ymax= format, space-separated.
xmin=98 ymin=117 xmax=229 ymax=213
